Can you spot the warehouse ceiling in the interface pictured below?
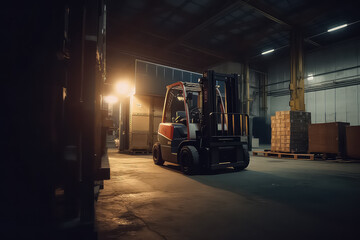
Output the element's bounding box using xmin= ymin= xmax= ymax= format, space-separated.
xmin=106 ymin=0 xmax=360 ymax=80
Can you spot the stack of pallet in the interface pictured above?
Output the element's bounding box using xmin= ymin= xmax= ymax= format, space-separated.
xmin=271 ymin=111 xmax=311 ymax=153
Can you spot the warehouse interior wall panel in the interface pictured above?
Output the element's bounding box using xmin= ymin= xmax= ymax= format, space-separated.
xmin=305 ymin=92 xmax=316 ymax=123
xmin=249 ymin=71 xmax=260 ymax=117
xmin=135 ymin=60 xmax=202 ymax=97
xmin=266 ymin=97 xmax=272 ymax=124
xmin=270 ymin=85 xmax=360 ymax=125
xmin=346 ymin=86 xmax=358 ymax=125
xmin=315 ymin=91 xmax=326 ymax=123
xmin=211 ymin=61 xmax=262 ymax=118
xmin=269 ymin=95 xmax=290 ymax=117
xmin=325 ymin=89 xmax=336 ymax=122
xmin=335 ymin=87 xmax=347 ymax=123
xmin=267 ymin=38 xmax=360 ymax=125
xmin=210 ymin=61 xmax=242 ymax=74
xmin=268 ymin=38 xmax=360 ymax=88
xmin=268 ymin=59 xmax=289 ymax=92
xmin=304 ymin=39 xmax=359 ymax=85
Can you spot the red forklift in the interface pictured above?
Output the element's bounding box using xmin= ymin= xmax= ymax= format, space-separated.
xmin=153 ymin=70 xmax=250 ymax=174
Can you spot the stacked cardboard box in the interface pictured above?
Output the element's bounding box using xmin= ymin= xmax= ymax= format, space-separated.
xmin=271 ymin=111 xmax=311 ymax=153
xmin=308 ymin=122 xmax=349 ymax=156
xmin=346 ymin=126 xmax=360 ymax=159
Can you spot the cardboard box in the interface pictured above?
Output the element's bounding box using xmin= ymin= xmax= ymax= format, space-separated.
xmin=308 ymin=122 xmax=349 ymax=156
xmin=271 ymin=111 xmax=311 ymax=153
xmin=346 ymin=126 xmax=360 ymax=159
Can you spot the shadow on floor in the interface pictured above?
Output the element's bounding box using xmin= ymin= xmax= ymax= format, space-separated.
xmin=186 ymin=168 xmax=360 ymax=229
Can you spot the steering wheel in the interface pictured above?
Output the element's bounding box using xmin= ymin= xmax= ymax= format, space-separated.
xmin=189 ymin=107 xmax=200 ymax=123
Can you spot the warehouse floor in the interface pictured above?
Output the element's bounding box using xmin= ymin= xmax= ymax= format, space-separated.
xmin=96 ymin=148 xmax=360 ymax=240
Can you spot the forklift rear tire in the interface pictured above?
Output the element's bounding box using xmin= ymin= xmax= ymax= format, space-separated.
xmin=153 ymin=143 xmax=164 ymax=166
xmin=234 ymin=149 xmax=250 ymax=171
xmin=179 ymin=145 xmax=199 ymax=175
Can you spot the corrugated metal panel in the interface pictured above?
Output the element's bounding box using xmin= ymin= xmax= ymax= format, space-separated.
xmin=183 ymin=71 xmax=190 ymax=82
xmin=325 ymin=89 xmax=336 ymax=122
xmin=315 ymin=91 xmax=325 ymax=123
xmin=335 ymin=87 xmax=346 ymax=122
xmin=174 ymin=69 xmax=182 ymax=81
xmin=269 ymin=95 xmax=290 ymax=116
xmin=305 ymin=92 xmax=315 ymax=123
xmin=346 ymin=86 xmax=358 ymax=125
xmin=266 ymin=97 xmax=272 ymax=124
xmin=305 ymin=51 xmax=315 ymax=74
xmin=135 ymin=60 xmax=202 ymax=97
xmin=251 ymin=93 xmax=259 ymax=116
xmin=335 ymin=44 xmax=358 ymax=78
xmin=319 ymin=49 xmax=336 ymax=83
xmin=267 ymin=59 xmax=289 ymax=92
xmin=165 ymin=68 xmax=173 ymax=86
xmin=267 ymin=39 xmax=360 ymax=125
xmin=191 ymin=73 xmax=200 ymax=83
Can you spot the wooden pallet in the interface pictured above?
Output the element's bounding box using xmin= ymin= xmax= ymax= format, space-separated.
xmin=312 ymin=152 xmax=344 ymax=160
xmin=129 ymin=149 xmax=151 ymax=155
xmin=253 ymin=150 xmax=314 ymax=160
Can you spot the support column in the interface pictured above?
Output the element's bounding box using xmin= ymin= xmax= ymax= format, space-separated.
xmin=245 ymin=63 xmax=250 ymax=115
xmin=289 ymin=30 xmax=305 ymax=111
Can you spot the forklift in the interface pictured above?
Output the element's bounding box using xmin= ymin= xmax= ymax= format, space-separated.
xmin=153 ymin=70 xmax=250 ymax=174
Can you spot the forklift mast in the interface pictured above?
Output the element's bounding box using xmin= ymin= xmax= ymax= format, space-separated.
xmin=199 ymin=70 xmax=249 ymax=147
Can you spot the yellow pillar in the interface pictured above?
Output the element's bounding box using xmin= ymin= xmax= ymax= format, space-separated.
xmin=289 ymin=30 xmax=305 ymax=111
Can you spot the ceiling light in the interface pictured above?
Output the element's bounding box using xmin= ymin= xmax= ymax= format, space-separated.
xmin=261 ymin=49 xmax=274 ymax=55
xmin=327 ymin=24 xmax=348 ymax=32
xmin=307 ymin=74 xmax=314 ymax=80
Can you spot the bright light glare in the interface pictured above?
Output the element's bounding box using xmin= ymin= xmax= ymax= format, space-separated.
xmin=261 ymin=49 xmax=275 ymax=55
xmin=177 ymin=96 xmax=184 ymax=101
xmin=104 ymin=95 xmax=118 ymax=104
xmin=129 ymin=87 xmax=136 ymax=96
xmin=115 ymin=81 xmax=135 ymax=96
xmin=307 ymin=74 xmax=314 ymax=80
xmin=115 ymin=81 xmax=130 ymax=95
xmin=327 ymin=24 xmax=348 ymax=32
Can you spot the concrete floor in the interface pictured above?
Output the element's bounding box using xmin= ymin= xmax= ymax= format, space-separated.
xmin=96 ymin=149 xmax=360 ymax=240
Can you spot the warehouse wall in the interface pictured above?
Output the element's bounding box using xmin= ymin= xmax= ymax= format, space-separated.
xmin=211 ymin=61 xmax=261 ymax=117
xmin=249 ymin=70 xmax=261 ymax=117
xmin=135 ymin=59 xmax=202 ymax=96
xmin=267 ymin=37 xmax=360 ymax=126
xmin=212 ymin=61 xmax=265 ymax=143
xmin=211 ymin=61 xmax=242 ymax=74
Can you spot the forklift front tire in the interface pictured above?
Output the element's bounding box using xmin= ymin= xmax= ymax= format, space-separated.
xmin=234 ymin=149 xmax=250 ymax=171
xmin=153 ymin=143 xmax=164 ymax=166
xmin=179 ymin=145 xmax=199 ymax=175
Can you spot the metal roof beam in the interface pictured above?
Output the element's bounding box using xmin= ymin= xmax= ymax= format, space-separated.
xmin=109 ymin=23 xmax=229 ymax=60
xmin=163 ymin=0 xmax=294 ymax=51
xmin=107 ymin=41 xmax=212 ymax=72
xmin=238 ymin=0 xmax=291 ymax=28
xmin=163 ymin=1 xmax=245 ymax=50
